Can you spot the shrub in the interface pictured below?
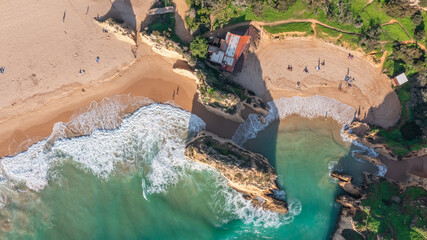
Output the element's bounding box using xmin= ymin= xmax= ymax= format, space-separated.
xmin=400 ymin=121 xmax=422 ymax=140
xmin=411 ymin=11 xmax=424 ymax=26
xmin=354 ymin=14 xmax=364 ymax=28
xmin=383 ymin=0 xmax=417 ymax=18
xmin=190 ymin=36 xmax=208 ymax=59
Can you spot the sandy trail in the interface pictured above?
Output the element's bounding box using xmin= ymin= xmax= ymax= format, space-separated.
xmin=173 ymin=0 xmax=193 ymax=43
xmin=232 ymin=38 xmax=401 ymax=129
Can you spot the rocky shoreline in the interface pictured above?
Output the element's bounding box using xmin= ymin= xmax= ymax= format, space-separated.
xmin=333 ymin=121 xmax=427 ymax=239
xmin=184 ymin=131 xmax=288 ymax=214
xmin=332 ymin=171 xmax=427 ymax=239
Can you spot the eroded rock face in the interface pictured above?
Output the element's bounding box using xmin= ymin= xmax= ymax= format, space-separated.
xmin=331 ymin=171 xmax=362 ymax=197
xmin=185 ymin=131 xmax=288 ymax=214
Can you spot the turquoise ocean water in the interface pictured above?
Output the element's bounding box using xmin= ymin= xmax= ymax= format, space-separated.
xmin=0 ymin=103 xmax=379 ymax=239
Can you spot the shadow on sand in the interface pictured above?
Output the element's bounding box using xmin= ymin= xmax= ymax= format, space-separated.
xmin=185 ymin=25 xmax=407 ymax=238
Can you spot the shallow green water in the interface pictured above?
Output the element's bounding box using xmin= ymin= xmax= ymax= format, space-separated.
xmin=1 ymin=110 xmax=378 ymax=239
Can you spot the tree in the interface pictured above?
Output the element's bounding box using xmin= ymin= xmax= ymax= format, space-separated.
xmin=353 ymin=14 xmax=364 ymax=28
xmin=271 ymin=0 xmax=297 ymax=12
xmin=399 ymin=121 xmax=422 ymax=140
xmin=411 ymin=11 xmax=424 ymax=26
xmin=414 ymin=28 xmax=426 ymax=41
xmin=359 ymin=20 xmax=382 ymax=50
xmin=250 ymin=0 xmax=264 ymax=17
xmin=383 ymin=0 xmax=417 ymax=18
xmin=337 ymin=0 xmax=352 ymax=24
xmin=190 ymin=37 xmax=208 ymax=59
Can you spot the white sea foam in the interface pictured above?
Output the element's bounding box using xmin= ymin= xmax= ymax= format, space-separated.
xmin=1 ymin=100 xmax=297 ymax=227
xmin=47 ymin=95 xmax=152 ymax=143
xmin=341 ymin=131 xmax=387 ymax=176
xmin=232 ymin=95 xmax=355 ymax=145
xmin=0 ymin=103 xmax=205 ymax=191
xmin=232 ymin=95 xmax=387 ymax=177
xmin=207 ymin=172 xmax=301 ymax=228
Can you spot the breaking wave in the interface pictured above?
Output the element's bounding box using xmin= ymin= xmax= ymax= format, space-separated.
xmin=232 ymin=95 xmax=355 ymax=146
xmin=341 ymin=131 xmax=387 ymax=177
xmin=232 ymin=95 xmax=386 ymax=176
xmin=0 ymin=98 xmax=298 ymax=227
xmin=0 ymin=103 xmax=205 ymax=191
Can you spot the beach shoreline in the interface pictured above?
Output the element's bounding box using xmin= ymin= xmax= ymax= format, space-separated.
xmin=0 ymin=0 xmax=421 ymax=185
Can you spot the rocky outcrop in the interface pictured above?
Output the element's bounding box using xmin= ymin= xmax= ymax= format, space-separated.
xmin=184 ymin=131 xmax=288 ymax=214
xmin=344 ymin=121 xmax=394 ymax=158
xmin=95 ymin=18 xmax=136 ymax=45
xmin=331 ymin=171 xmax=362 ymax=197
xmin=333 ymin=172 xmax=427 ymax=239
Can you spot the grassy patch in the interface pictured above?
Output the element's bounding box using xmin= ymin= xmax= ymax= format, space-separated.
xmin=396 ymin=82 xmax=412 ymax=120
xmin=264 ymin=22 xmax=312 ymax=34
xmin=211 ymin=4 xmax=246 ymax=30
xmin=315 ymin=25 xmax=359 ymax=49
xmin=381 ymin=23 xmax=411 ymax=41
xmin=355 ymin=181 xmax=427 ymax=239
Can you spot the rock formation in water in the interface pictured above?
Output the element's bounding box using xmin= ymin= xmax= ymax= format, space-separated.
xmin=331 ymin=171 xmax=362 ymax=197
xmin=185 ymin=131 xmax=288 ymax=214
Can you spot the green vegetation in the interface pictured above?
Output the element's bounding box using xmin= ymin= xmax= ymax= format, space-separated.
xmin=380 ymin=23 xmax=411 ymax=41
xmin=148 ymin=0 xmax=427 ymax=155
xmin=353 ymin=180 xmax=427 ymax=239
xmin=372 ymin=78 xmax=425 ymax=157
xmin=376 ymin=42 xmax=427 ymax=157
xmin=264 ymin=22 xmax=312 ymax=34
xmin=190 ymin=36 xmax=208 ymax=59
xmin=196 ymin=61 xmax=253 ymax=114
xmin=146 ymin=12 xmax=183 ymax=43
xmin=315 ymin=24 xmax=359 ymax=48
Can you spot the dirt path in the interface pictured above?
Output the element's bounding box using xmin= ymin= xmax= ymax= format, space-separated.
xmin=202 ymin=18 xmax=360 ymax=38
xmin=381 ymin=20 xmax=412 ymax=40
xmin=362 ymin=0 xmax=375 ymax=9
xmin=173 ymin=0 xmax=193 ymax=43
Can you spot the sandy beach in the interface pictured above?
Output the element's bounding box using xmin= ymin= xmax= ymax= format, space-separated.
xmin=233 ymin=38 xmax=401 ymax=129
xmin=0 ymin=0 xmax=424 ymax=184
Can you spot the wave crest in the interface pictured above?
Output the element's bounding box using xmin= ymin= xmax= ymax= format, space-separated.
xmin=232 ymin=95 xmax=355 ymax=145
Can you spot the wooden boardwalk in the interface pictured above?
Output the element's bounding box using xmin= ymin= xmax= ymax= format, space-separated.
xmin=148 ymin=6 xmax=175 ymax=16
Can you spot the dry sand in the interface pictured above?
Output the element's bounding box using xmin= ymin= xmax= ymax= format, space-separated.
xmin=0 ymin=1 xmax=420 ymax=181
xmin=232 ymin=38 xmax=401 ymax=129
xmin=0 ymin=0 xmax=156 ymax=122
xmin=173 ymin=0 xmax=193 ymax=43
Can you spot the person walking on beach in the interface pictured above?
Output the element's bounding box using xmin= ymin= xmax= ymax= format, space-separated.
xmin=96 ymin=56 xmax=100 ymax=63
xmin=177 ymin=86 xmax=179 ymax=95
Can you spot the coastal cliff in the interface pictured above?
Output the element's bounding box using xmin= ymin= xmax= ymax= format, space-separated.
xmin=184 ymin=131 xmax=288 ymax=214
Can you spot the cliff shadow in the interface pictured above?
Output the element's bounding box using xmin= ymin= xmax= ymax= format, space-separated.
xmin=97 ymin=0 xmax=137 ymax=31
xmin=362 ymin=91 xmax=402 ymax=130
